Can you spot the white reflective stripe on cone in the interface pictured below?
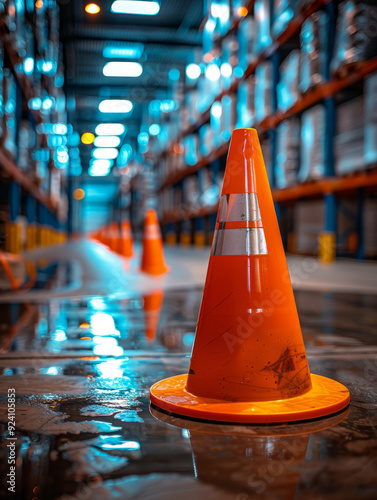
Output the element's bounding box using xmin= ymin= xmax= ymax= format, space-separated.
xmin=144 ymin=224 xmax=161 ymax=240
xmin=218 ymin=193 xmax=261 ymax=223
xmin=211 ymin=227 xmax=267 ymax=256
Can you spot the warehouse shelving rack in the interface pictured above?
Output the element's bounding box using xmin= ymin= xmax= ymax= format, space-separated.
xmin=0 ymin=13 xmax=66 ymax=257
xmin=156 ymin=0 xmax=377 ymax=261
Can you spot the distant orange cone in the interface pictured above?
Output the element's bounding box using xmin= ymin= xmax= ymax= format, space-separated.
xmin=141 ymin=209 xmax=170 ymax=275
xmin=143 ymin=290 xmax=164 ymax=341
xmin=99 ymin=225 xmax=110 ymax=247
xmin=150 ymin=128 xmax=350 ymax=423
xmin=108 ymin=222 xmax=119 ymax=252
xmin=117 ymin=220 xmax=133 ymax=257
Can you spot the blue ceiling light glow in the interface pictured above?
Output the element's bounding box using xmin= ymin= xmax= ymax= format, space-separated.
xmin=52 ymin=123 xmax=68 ymax=135
xmin=186 ymin=63 xmax=201 ymax=80
xmin=233 ymin=66 xmax=244 ymax=78
xmin=168 ymin=68 xmax=180 ymax=81
xmin=137 ymin=132 xmax=149 ymax=145
xmin=117 ymin=144 xmax=133 ymax=167
xmin=220 ymin=62 xmax=232 ymax=78
xmin=103 ymin=61 xmax=143 ymax=77
xmin=42 ymin=97 xmax=55 ymax=110
xmin=28 ymin=97 xmax=42 ymax=110
xmin=160 ymin=99 xmax=178 ymax=112
xmin=23 ymin=57 xmax=34 ymax=75
xmin=211 ymin=101 xmax=222 ymax=118
xmin=111 ymin=0 xmax=160 ymax=16
xmin=37 ymin=60 xmax=55 ymax=75
xmin=103 ymin=42 xmax=144 ymax=59
xmin=149 ymin=124 xmax=160 ymax=136
xmin=205 ymin=63 xmax=221 ymax=81
xmin=148 ymin=100 xmax=161 ymax=114
xmin=95 ymin=123 xmax=126 ymax=136
xmin=99 ymin=99 xmax=133 ymax=113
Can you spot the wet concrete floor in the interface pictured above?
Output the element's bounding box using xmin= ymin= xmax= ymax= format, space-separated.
xmin=0 ymin=283 xmax=377 ymax=499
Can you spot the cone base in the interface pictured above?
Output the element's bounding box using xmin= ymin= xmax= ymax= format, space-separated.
xmin=150 ymin=374 xmax=350 ymax=424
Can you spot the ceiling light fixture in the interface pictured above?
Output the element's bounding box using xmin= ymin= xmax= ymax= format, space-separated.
xmin=103 ymin=61 xmax=143 ymax=77
xmin=94 ymin=136 xmax=121 ymax=148
xmin=95 ymin=123 xmax=126 ymax=136
xmin=81 ymin=132 xmax=95 ymax=144
xmin=90 ymin=159 xmax=114 ymax=169
xmin=98 ymin=99 xmax=133 ymax=113
xmin=92 ymin=148 xmax=119 ymax=160
xmin=103 ymin=42 xmax=144 ymax=59
xmin=111 ymin=0 xmax=160 ymax=16
xmin=88 ymin=168 xmax=110 ymax=177
xmin=85 ymin=3 xmax=100 ymax=14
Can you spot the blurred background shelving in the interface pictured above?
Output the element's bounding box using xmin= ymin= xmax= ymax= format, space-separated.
xmin=0 ymin=0 xmax=377 ymax=264
xmin=149 ymin=0 xmax=377 ymax=262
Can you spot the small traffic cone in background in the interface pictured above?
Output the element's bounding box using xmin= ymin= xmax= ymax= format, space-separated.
xmin=150 ymin=128 xmax=350 ymax=423
xmin=141 ymin=209 xmax=169 ymax=275
xmin=143 ymin=290 xmax=164 ymax=341
xmin=117 ymin=220 xmax=133 ymax=258
xmin=99 ymin=225 xmax=110 ymax=247
xmin=108 ymin=222 xmax=119 ymax=252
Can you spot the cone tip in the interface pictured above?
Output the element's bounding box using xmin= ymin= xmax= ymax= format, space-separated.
xmin=222 ymin=128 xmax=263 ymax=195
xmin=145 ymin=208 xmax=158 ymax=224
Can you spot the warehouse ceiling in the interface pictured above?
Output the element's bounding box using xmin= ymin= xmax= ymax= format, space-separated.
xmin=58 ymin=0 xmax=204 ymax=170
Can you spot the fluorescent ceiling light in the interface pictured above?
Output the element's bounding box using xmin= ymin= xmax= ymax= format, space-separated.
xmin=88 ymin=167 xmax=110 ymax=177
xmin=99 ymin=99 xmax=133 ymax=113
xmin=103 ymin=42 xmax=144 ymax=59
xmin=111 ymin=1 xmax=160 ymax=16
xmin=90 ymin=159 xmax=114 ymax=169
xmin=94 ymin=136 xmax=121 ymax=148
xmin=92 ymin=148 xmax=119 ymax=159
xmin=103 ymin=61 xmax=142 ymax=77
xmin=95 ymin=123 xmax=126 ymax=135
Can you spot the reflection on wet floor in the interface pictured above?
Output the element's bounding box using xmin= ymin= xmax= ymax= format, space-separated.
xmin=0 ymin=288 xmax=377 ymax=499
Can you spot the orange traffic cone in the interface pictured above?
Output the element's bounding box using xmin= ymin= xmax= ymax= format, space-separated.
xmin=143 ymin=290 xmax=164 ymax=341
xmin=141 ymin=209 xmax=170 ymax=275
xmin=99 ymin=225 xmax=110 ymax=247
xmin=108 ymin=222 xmax=119 ymax=252
xmin=150 ymin=128 xmax=350 ymax=423
xmin=117 ymin=220 xmax=133 ymax=257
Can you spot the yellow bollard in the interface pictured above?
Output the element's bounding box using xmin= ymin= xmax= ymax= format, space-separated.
xmin=5 ymin=222 xmax=22 ymax=254
xmin=165 ymin=232 xmax=176 ymax=246
xmin=26 ymin=224 xmax=37 ymax=251
xmin=194 ymin=231 xmax=206 ymax=248
xmin=318 ymin=231 xmax=336 ymax=264
xmin=180 ymin=232 xmax=191 ymax=246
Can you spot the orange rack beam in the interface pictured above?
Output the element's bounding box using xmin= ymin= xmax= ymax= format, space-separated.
xmin=157 ymin=0 xmax=328 ymax=161
xmin=0 ymin=150 xmax=57 ymax=211
xmin=161 ymin=169 xmax=377 ymax=225
xmin=160 ymin=57 xmax=377 ymax=189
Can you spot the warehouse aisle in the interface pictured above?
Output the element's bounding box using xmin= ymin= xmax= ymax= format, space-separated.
xmin=1 ymin=239 xmax=376 ymax=302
